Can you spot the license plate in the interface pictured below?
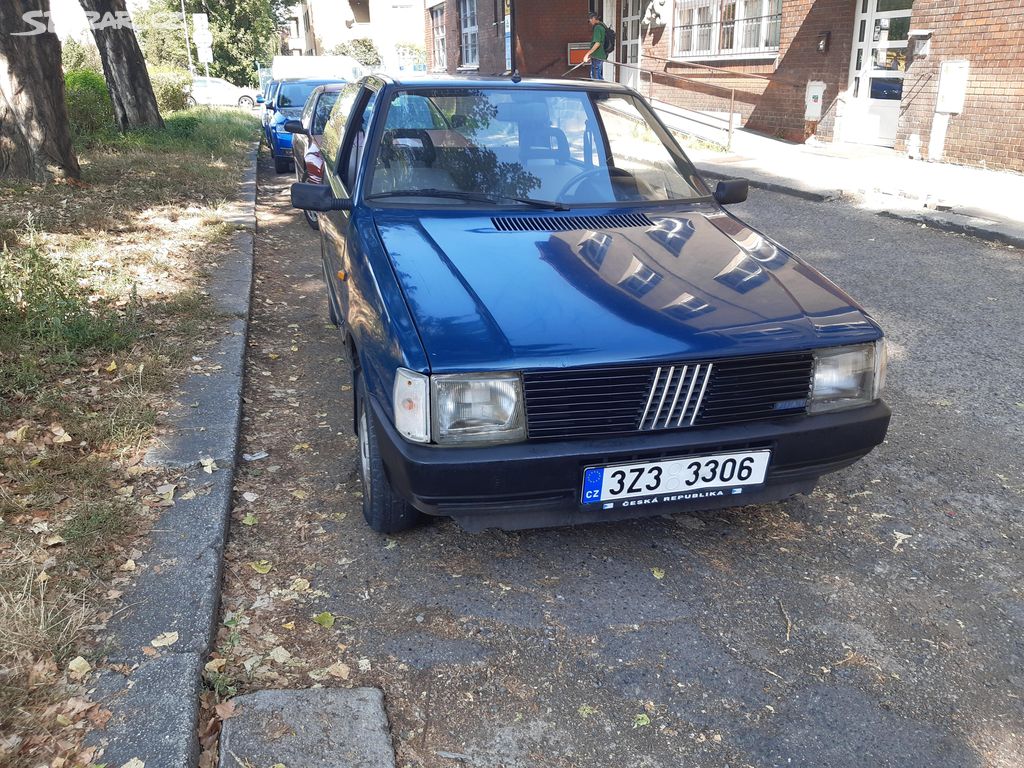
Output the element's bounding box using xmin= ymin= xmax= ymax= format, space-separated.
xmin=581 ymin=450 xmax=770 ymax=507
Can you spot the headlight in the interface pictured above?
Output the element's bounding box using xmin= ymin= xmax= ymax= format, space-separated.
xmin=809 ymin=340 xmax=886 ymax=414
xmin=431 ymin=373 xmax=525 ymax=444
xmin=392 ymin=368 xmax=430 ymax=443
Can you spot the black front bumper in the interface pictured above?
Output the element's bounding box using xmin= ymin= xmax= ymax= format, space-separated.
xmin=370 ymin=398 xmax=890 ymax=530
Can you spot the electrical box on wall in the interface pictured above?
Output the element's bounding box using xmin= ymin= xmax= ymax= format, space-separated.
xmin=936 ymin=60 xmax=970 ymax=114
xmin=805 ymin=81 xmax=826 ymax=122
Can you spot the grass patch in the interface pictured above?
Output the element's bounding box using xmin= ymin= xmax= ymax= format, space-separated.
xmin=0 ymin=107 xmax=256 ymax=767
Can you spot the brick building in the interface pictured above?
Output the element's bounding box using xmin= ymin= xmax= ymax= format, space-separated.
xmin=424 ymin=0 xmax=1024 ymax=172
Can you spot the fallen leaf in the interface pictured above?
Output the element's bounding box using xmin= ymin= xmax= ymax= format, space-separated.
xmin=313 ymin=611 xmax=335 ymax=629
xmin=119 ymin=558 xmax=137 ymax=572
xmin=156 ymin=483 xmax=176 ymax=503
xmin=5 ymin=425 xmax=28 ymax=443
xmin=578 ymin=704 xmax=597 ymax=718
xmin=200 ymin=457 xmax=218 ymax=474
xmin=268 ymin=646 xmax=292 ymax=664
xmin=68 ymin=656 xmax=92 ymax=680
xmin=384 ymin=538 xmax=398 ymax=550
xmin=151 ymin=631 xmax=179 ymax=648
xmin=289 ymin=577 xmax=310 ymax=592
xmin=326 ymin=661 xmax=350 ymax=680
xmin=205 ymin=658 xmax=227 ymax=673
xmin=243 ymin=451 xmax=269 ymax=461
xmin=44 ymin=534 xmax=66 ymax=547
xmin=105 ymin=360 xmax=118 ymax=373
xmin=290 ymin=489 xmax=308 ymax=500
xmin=242 ymin=491 xmax=259 ymax=503
xmin=281 ymin=621 xmax=295 ymax=630
xmin=241 ymin=513 xmax=258 ymax=526
xmin=892 ymin=531 xmax=912 ymax=551
xmin=215 ymin=700 xmax=237 ymax=720
xmin=248 ymin=560 xmax=273 ymax=574
xmin=357 ymin=658 xmax=371 ymax=672
xmin=633 ymin=713 xmax=651 ymax=728
xmin=292 ymin=443 xmax=311 ymax=452
xmin=120 ymin=759 xmax=145 ymax=768
xmin=651 ymin=567 xmax=666 ymax=580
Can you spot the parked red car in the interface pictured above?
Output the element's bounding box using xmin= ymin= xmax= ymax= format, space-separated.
xmin=283 ymin=84 xmax=345 ymax=230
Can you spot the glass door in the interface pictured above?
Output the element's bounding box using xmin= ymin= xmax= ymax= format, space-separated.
xmin=844 ymin=0 xmax=913 ymax=146
xmin=619 ymin=0 xmax=642 ymax=90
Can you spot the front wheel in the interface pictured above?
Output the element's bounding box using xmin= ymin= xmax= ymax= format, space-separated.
xmin=238 ymin=95 xmax=254 ymax=109
xmin=185 ymin=95 xmax=197 ymax=108
xmin=356 ymin=374 xmax=424 ymax=534
xmin=274 ymin=154 xmax=290 ymax=174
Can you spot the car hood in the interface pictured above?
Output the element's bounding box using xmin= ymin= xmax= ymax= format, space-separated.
xmin=374 ymin=207 xmax=881 ymax=372
xmin=271 ymin=108 xmax=303 ymax=123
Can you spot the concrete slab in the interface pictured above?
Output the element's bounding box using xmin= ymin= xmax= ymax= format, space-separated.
xmin=219 ymin=688 xmax=396 ymax=768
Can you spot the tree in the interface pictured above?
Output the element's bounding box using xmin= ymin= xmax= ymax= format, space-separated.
xmin=329 ymin=38 xmax=383 ymax=68
xmin=184 ymin=0 xmax=284 ymax=87
xmin=134 ymin=0 xmax=190 ymax=71
xmin=79 ymin=0 xmax=164 ymax=130
xmin=62 ymin=36 xmax=104 ymax=73
xmin=0 ymin=0 xmax=81 ymax=182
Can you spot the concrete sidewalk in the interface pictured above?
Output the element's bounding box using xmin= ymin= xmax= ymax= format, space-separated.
xmin=655 ymin=100 xmax=1024 ymax=248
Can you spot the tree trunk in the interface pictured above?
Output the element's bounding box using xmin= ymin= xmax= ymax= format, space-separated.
xmin=0 ymin=0 xmax=81 ymax=182
xmin=79 ymin=0 xmax=164 ymax=131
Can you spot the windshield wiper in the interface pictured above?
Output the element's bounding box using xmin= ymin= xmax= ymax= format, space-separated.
xmin=366 ymin=189 xmax=569 ymax=211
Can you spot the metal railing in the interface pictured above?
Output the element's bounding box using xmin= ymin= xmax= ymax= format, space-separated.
xmin=573 ymin=56 xmax=801 ymax=150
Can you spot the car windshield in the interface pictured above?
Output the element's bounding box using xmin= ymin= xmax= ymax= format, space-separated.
xmin=366 ymin=87 xmax=705 ymax=206
xmin=278 ymin=81 xmax=332 ymax=109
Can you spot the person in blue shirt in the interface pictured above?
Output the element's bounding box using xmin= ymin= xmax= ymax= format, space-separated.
xmin=583 ymin=12 xmax=607 ymax=80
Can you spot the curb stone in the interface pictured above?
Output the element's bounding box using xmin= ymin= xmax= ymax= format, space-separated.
xmin=87 ymin=144 xmax=258 ymax=766
xmin=218 ymin=688 xmax=397 ymax=768
xmin=695 ymin=161 xmax=1024 ymax=249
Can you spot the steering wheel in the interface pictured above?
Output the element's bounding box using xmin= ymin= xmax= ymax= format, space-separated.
xmin=557 ymin=166 xmax=633 ymax=200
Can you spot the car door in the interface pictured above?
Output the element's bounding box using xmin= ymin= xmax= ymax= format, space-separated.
xmin=318 ymin=81 xmax=376 ymax=328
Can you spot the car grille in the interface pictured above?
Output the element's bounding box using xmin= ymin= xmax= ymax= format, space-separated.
xmin=521 ymin=352 xmax=814 ymax=441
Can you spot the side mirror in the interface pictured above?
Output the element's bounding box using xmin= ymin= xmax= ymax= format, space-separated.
xmin=256 ymin=94 xmax=265 ymax=104
xmin=283 ymin=119 xmax=307 ymax=134
xmin=291 ymin=182 xmax=351 ymax=212
xmin=713 ymin=179 xmax=749 ymax=205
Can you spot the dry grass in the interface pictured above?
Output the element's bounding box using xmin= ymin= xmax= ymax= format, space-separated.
xmin=0 ymin=106 xmax=257 ymax=767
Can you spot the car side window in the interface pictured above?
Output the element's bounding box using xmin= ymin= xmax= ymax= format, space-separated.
xmin=301 ymin=91 xmax=318 ymax=127
xmin=312 ymin=92 xmax=339 ymax=135
xmin=320 ymin=82 xmax=361 ymax=172
xmin=339 ymin=89 xmax=379 ymax=190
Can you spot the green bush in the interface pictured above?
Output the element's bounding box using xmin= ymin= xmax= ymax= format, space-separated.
xmin=62 ymin=37 xmax=103 ymax=73
xmin=149 ymin=67 xmax=192 ymax=113
xmin=64 ymin=69 xmax=114 ymax=138
xmin=329 ymin=38 xmax=383 ymax=67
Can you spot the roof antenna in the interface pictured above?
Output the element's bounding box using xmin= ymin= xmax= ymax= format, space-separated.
xmin=511 ymin=69 xmax=521 ymax=83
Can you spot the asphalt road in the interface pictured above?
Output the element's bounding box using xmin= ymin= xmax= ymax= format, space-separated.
xmin=216 ymin=155 xmax=1024 ymax=768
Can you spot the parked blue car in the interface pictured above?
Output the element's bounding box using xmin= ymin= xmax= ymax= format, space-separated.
xmin=291 ymin=75 xmax=891 ymax=533
xmin=266 ymin=78 xmax=344 ymax=173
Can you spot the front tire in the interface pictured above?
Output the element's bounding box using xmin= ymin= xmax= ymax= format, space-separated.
xmin=356 ymin=374 xmax=423 ymax=534
xmin=274 ymin=155 xmax=290 ymax=174
xmin=238 ymin=96 xmax=254 ymax=109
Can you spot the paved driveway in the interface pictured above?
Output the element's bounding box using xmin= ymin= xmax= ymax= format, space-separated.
xmin=215 ymin=156 xmax=1023 ymax=768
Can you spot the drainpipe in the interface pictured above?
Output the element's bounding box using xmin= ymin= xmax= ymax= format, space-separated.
xmin=508 ymin=0 xmax=516 ymax=73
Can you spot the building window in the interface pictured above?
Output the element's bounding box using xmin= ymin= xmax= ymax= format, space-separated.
xmin=459 ymin=0 xmax=478 ymax=68
xmin=431 ymin=6 xmax=447 ymax=70
xmin=672 ymin=0 xmax=781 ymax=59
